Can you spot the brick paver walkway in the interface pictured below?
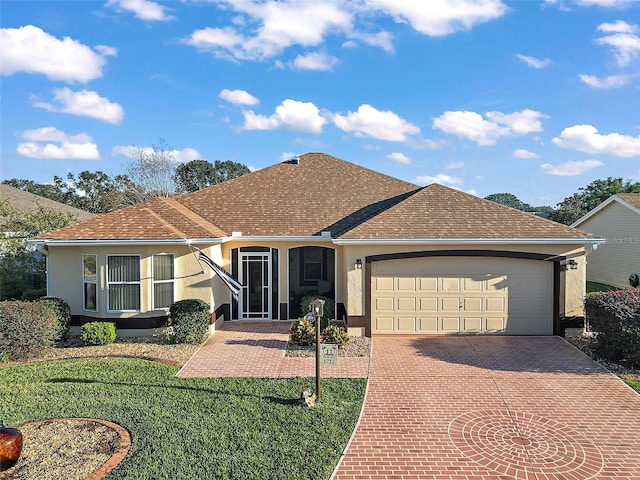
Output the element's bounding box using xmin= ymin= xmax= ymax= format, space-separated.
xmin=176 ymin=321 xmax=370 ymax=378
xmin=332 ymin=336 xmax=640 ymax=480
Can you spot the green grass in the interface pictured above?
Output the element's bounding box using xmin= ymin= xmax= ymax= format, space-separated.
xmin=625 ymin=379 xmax=640 ymax=393
xmin=586 ymin=281 xmax=618 ymax=293
xmin=0 ymin=358 xmax=367 ymax=480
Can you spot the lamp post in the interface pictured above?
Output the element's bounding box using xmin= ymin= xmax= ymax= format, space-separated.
xmin=312 ymin=298 xmax=325 ymax=401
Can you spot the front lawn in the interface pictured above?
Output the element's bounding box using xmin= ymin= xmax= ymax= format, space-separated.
xmin=586 ymin=281 xmax=618 ymax=293
xmin=0 ymin=358 xmax=366 ymax=480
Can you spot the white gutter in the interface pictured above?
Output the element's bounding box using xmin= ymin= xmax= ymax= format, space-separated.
xmin=219 ymin=235 xmax=334 ymax=244
xmin=332 ymin=237 xmax=606 ymax=246
xmin=28 ymin=238 xmax=225 ymax=247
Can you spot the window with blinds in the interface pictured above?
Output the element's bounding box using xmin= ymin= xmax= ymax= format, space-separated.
xmin=83 ymin=254 xmax=97 ymax=311
xmin=153 ymin=254 xmax=174 ymax=309
xmin=107 ymin=255 xmax=141 ymax=311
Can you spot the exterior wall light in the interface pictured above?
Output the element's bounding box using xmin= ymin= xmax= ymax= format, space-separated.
xmin=569 ymin=259 xmax=578 ymax=270
xmin=355 ymin=259 xmax=362 ymax=269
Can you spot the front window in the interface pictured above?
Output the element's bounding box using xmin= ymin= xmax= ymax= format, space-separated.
xmin=107 ymin=255 xmax=140 ymax=311
xmin=83 ymin=254 xmax=97 ymax=311
xmin=153 ymin=254 xmax=174 ymax=309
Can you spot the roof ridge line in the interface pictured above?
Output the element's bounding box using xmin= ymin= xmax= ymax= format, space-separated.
xmin=159 ymin=197 xmax=227 ymax=237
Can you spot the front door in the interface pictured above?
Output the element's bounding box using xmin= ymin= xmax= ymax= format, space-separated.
xmin=239 ymin=252 xmax=271 ymax=320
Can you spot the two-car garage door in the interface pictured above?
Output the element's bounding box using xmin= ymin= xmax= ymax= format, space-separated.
xmin=371 ymin=257 xmax=553 ymax=335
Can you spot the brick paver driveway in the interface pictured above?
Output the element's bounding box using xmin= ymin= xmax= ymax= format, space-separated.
xmin=332 ymin=336 xmax=640 ymax=480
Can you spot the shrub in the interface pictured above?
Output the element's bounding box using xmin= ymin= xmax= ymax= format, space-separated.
xmin=169 ymin=299 xmax=211 ymax=344
xmin=0 ymin=300 xmax=58 ymax=361
xmin=81 ymin=322 xmax=117 ymax=346
xmin=300 ymin=295 xmax=335 ymax=330
xmin=36 ymin=296 xmax=71 ymax=340
xmin=321 ymin=325 xmax=349 ymax=347
xmin=585 ymin=288 xmax=640 ymax=368
xmin=289 ymin=316 xmax=316 ymax=346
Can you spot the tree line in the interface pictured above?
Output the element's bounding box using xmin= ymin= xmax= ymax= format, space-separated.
xmin=484 ymin=177 xmax=640 ymax=225
xmin=3 ymin=141 xmax=251 ymax=214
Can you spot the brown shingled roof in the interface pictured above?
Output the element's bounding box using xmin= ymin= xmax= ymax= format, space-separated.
xmin=40 ymin=197 xmax=225 ymax=240
xmin=177 ymin=152 xmax=418 ymax=237
xmin=0 ymin=184 xmax=95 ymax=222
xmin=37 ymin=152 xmax=597 ymax=242
xmin=340 ymin=183 xmax=599 ymax=239
xmin=617 ymin=193 xmax=640 ymax=210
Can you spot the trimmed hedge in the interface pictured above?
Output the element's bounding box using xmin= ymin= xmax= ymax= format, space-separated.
xmin=81 ymin=322 xmax=117 ymax=346
xmin=0 ymin=300 xmax=58 ymax=361
xmin=36 ymin=296 xmax=71 ymax=340
xmin=169 ymin=299 xmax=211 ymax=344
xmin=585 ymin=288 xmax=640 ymax=368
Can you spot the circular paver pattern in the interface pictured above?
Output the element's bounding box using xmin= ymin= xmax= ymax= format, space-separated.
xmin=449 ymin=409 xmax=603 ymax=480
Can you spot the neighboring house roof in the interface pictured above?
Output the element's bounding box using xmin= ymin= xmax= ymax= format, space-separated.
xmin=35 ymin=153 xmax=600 ymax=244
xmin=572 ymin=193 xmax=640 ymax=227
xmin=0 ymin=184 xmax=95 ymax=222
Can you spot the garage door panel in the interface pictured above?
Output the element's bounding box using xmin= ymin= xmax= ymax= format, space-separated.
xmin=419 ymin=297 xmax=438 ymax=311
xmin=463 ymin=297 xmax=483 ymax=311
xmin=485 ymin=297 xmax=506 ymax=312
xmin=463 ymin=278 xmax=484 ymax=291
xmin=371 ymin=257 xmax=553 ymax=335
xmin=397 ymin=297 xmax=416 ymax=311
xmin=396 ymin=317 xmax=416 ymax=331
xmin=375 ymin=316 xmax=394 ymax=332
xmin=375 ymin=277 xmax=394 ymax=291
xmin=463 ymin=317 xmax=483 ymax=331
xmin=375 ymin=297 xmax=394 ymax=311
xmin=419 ymin=277 xmax=438 ymax=291
xmin=485 ymin=317 xmax=506 ymax=332
xmin=441 ymin=297 xmax=461 ymax=312
xmin=441 ymin=317 xmax=461 ymax=331
xmin=442 ymin=277 xmax=461 ymax=292
xmin=396 ymin=277 xmax=416 ymax=291
xmin=419 ymin=317 xmax=438 ymax=331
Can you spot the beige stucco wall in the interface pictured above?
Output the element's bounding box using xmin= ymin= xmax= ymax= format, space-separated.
xmin=577 ymin=202 xmax=640 ymax=288
xmin=47 ymin=244 xmax=215 ymax=321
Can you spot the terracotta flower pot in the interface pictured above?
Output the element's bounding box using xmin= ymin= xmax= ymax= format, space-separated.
xmin=0 ymin=422 xmax=23 ymax=470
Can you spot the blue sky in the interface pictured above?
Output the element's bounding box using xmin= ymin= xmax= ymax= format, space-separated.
xmin=1 ymin=0 xmax=639 ymax=207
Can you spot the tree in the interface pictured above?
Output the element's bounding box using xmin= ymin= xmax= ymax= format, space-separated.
xmin=108 ymin=139 xmax=186 ymax=206
xmin=550 ymin=177 xmax=640 ymax=225
xmin=484 ymin=193 xmax=533 ymax=211
xmin=0 ymin=199 xmax=79 ymax=300
xmin=53 ymin=171 xmax=125 ymax=213
xmin=175 ymin=159 xmax=251 ymax=193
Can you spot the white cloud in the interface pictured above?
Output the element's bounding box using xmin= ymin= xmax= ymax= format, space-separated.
xmin=516 ymin=54 xmax=550 ymax=68
xmin=0 ymin=25 xmax=112 ymax=83
xmin=513 ymin=148 xmax=539 ymax=159
xmin=111 ymin=145 xmax=201 ymax=163
xmin=552 ymin=124 xmax=640 ymax=157
xmin=17 ymin=127 xmax=99 ymax=160
xmin=32 ymin=88 xmax=124 ymax=124
xmin=386 ymin=152 xmax=411 ymax=164
xmin=415 ymin=173 xmax=463 ymax=186
xmin=595 ymin=20 xmax=640 ymax=67
xmin=445 ymin=160 xmax=465 ymax=169
xmin=577 ymin=0 xmax=639 ymax=7
xmin=579 ymin=73 xmax=631 ymax=88
xmin=433 ymin=109 xmax=546 ymax=146
xmin=106 ymin=0 xmax=175 ymax=21
xmin=541 ymin=159 xmax=603 ymax=176
xmin=366 ymin=0 xmax=508 ymax=37
xmin=333 ymin=104 xmax=420 ymax=142
xmin=290 ymin=51 xmax=339 ymax=71
xmin=243 ymin=99 xmax=327 ymax=133
xmin=219 ymin=89 xmax=259 ymax=105
xmin=184 ymin=1 xmax=508 ymax=63
xmin=184 ymin=2 xmax=351 ymax=61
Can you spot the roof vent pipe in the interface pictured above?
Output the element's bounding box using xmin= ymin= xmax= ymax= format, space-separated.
xmin=290 ymin=156 xmax=299 ymax=165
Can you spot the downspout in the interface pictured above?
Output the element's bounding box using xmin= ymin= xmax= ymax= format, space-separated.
xmin=35 ymin=244 xmax=50 ymax=296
